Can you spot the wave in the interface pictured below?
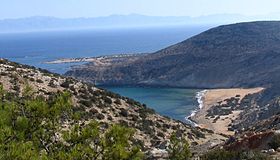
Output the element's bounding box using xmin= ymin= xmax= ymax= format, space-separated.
xmin=185 ymin=90 xmax=208 ymax=126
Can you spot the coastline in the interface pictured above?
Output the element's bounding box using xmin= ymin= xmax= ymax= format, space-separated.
xmin=186 ymin=90 xmax=208 ymax=126
xmin=190 ymin=88 xmax=264 ymax=135
xmin=44 ymin=54 xmax=143 ymax=64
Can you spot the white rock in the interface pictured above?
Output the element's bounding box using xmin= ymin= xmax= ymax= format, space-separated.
xmin=151 ymin=148 xmax=168 ymax=157
xmin=261 ymin=150 xmax=268 ymax=153
xmin=268 ymin=149 xmax=275 ymax=154
xmin=275 ymin=130 xmax=280 ymax=134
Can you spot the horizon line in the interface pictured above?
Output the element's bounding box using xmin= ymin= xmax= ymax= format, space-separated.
xmin=0 ymin=12 xmax=277 ymax=21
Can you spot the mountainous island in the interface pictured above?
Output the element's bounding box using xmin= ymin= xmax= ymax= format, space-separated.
xmin=2 ymin=21 xmax=280 ymax=159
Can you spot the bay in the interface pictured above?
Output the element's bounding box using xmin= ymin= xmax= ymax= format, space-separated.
xmin=103 ymin=86 xmax=200 ymax=122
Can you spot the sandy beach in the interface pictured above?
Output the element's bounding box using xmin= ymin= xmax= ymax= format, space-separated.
xmin=192 ymin=88 xmax=264 ymax=135
xmin=44 ymin=57 xmax=97 ymax=64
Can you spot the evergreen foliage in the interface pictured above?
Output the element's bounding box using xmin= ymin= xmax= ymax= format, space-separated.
xmin=167 ymin=133 xmax=191 ymax=160
xmin=268 ymin=134 xmax=280 ymax=150
xmin=0 ymin=84 xmax=143 ymax=160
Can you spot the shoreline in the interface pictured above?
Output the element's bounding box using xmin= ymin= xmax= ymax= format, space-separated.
xmin=44 ymin=54 xmax=143 ymax=64
xmin=190 ymin=88 xmax=264 ymax=135
xmin=185 ymin=90 xmax=208 ymax=126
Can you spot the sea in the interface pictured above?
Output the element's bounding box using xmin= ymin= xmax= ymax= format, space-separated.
xmin=0 ymin=25 xmax=211 ymax=123
xmin=102 ymin=86 xmax=201 ymax=123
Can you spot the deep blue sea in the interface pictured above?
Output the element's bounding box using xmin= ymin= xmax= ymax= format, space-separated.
xmin=0 ymin=26 xmax=211 ymax=74
xmin=0 ymin=25 xmax=209 ymax=122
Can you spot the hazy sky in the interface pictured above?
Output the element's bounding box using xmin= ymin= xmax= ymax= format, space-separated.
xmin=1 ymin=0 xmax=280 ymax=19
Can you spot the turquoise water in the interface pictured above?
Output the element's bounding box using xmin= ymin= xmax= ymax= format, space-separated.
xmin=102 ymin=86 xmax=200 ymax=123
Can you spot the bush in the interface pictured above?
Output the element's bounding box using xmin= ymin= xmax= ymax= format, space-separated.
xmin=138 ymin=107 xmax=155 ymax=119
xmin=60 ymin=80 xmax=71 ymax=88
xmin=36 ymin=79 xmax=44 ymax=83
xmin=268 ymin=134 xmax=280 ymax=150
xmin=96 ymin=113 xmax=105 ymax=120
xmin=107 ymin=115 xmax=113 ymax=120
xmin=157 ymin=131 xmax=165 ymax=138
xmin=89 ymin=108 xmax=99 ymax=115
xmin=0 ymin=85 xmax=144 ymax=159
xmin=115 ymin=99 xmax=122 ymax=105
xmin=191 ymin=129 xmax=206 ymax=139
xmin=120 ymin=108 xmax=129 ymax=117
xmin=79 ymin=100 xmax=92 ymax=107
xmin=48 ymin=80 xmax=56 ymax=88
xmin=167 ymin=133 xmax=191 ymax=160
xmin=104 ymin=96 xmax=113 ymax=104
xmin=103 ymin=125 xmax=144 ymax=159
xmin=201 ymin=149 xmax=269 ymax=160
xmin=201 ymin=149 xmax=236 ymax=160
xmin=0 ymin=72 xmax=8 ymax=76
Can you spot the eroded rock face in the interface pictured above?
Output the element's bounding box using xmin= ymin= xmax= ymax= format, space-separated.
xmin=0 ymin=59 xmax=226 ymax=156
xmin=67 ymin=21 xmax=280 ymax=90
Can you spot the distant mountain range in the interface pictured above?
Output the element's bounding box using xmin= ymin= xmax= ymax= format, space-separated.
xmin=1 ymin=13 xmax=280 ymax=33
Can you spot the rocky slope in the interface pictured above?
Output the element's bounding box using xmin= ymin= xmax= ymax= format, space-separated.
xmin=0 ymin=59 xmax=226 ymax=158
xmin=66 ymin=21 xmax=280 ymax=90
xmin=65 ymin=21 xmax=280 ymax=158
xmin=66 ymin=21 xmax=280 ymax=126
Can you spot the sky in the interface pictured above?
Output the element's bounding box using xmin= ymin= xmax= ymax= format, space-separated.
xmin=1 ymin=0 xmax=280 ymax=19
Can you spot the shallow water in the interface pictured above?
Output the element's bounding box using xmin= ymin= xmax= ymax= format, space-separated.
xmin=103 ymin=86 xmax=200 ymax=122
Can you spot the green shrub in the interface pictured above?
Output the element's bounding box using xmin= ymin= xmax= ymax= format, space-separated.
xmin=167 ymin=133 xmax=191 ymax=160
xmin=104 ymin=96 xmax=113 ymax=104
xmin=79 ymin=99 xmax=92 ymax=107
xmin=120 ymin=108 xmax=129 ymax=117
xmin=36 ymin=79 xmax=44 ymax=83
xmin=191 ymin=129 xmax=206 ymax=138
xmin=115 ymin=99 xmax=122 ymax=105
xmin=268 ymin=134 xmax=280 ymax=150
xmin=0 ymin=85 xmax=144 ymax=160
xmin=96 ymin=113 xmax=105 ymax=120
xmin=201 ymin=149 xmax=269 ymax=160
xmin=60 ymin=80 xmax=71 ymax=88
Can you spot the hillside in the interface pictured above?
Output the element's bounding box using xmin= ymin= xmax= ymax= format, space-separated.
xmin=0 ymin=59 xmax=226 ymax=158
xmin=64 ymin=21 xmax=280 ymax=158
xmin=66 ymin=21 xmax=280 ymax=90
